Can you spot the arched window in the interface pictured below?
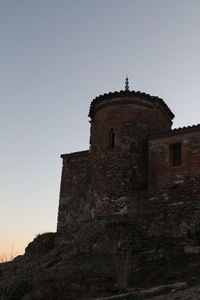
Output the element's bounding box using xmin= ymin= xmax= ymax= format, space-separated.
xmin=109 ymin=128 xmax=115 ymax=148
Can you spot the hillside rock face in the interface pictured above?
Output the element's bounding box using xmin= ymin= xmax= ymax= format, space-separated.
xmin=1 ymin=231 xmax=200 ymax=300
xmin=1 ymin=86 xmax=200 ymax=299
xmin=25 ymin=232 xmax=56 ymax=256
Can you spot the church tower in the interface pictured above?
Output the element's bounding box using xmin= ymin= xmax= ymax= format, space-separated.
xmin=89 ymin=78 xmax=173 ymax=191
xmin=57 ymin=79 xmax=174 ymax=232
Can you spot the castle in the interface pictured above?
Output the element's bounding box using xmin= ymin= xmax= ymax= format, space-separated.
xmin=56 ymin=79 xmax=200 ymax=290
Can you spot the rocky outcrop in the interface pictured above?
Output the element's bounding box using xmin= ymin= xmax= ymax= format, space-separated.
xmin=25 ymin=232 xmax=56 ymax=256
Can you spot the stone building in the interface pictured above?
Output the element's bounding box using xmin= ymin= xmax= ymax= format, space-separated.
xmin=2 ymin=80 xmax=200 ymax=299
xmin=56 ymin=79 xmax=200 ymax=286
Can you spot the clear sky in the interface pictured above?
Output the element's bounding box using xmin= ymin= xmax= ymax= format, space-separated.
xmin=1 ymin=0 xmax=200 ymax=259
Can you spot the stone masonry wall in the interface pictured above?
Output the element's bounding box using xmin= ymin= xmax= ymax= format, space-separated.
xmin=56 ymin=174 xmax=200 ymax=273
xmin=56 ymin=129 xmax=200 ymax=294
xmin=57 ymin=150 xmax=91 ymax=233
xmin=56 ymin=91 xmax=200 ymax=288
xmin=57 ymin=126 xmax=200 ymax=266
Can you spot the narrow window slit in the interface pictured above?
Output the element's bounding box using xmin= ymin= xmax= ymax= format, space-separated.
xmin=109 ymin=128 xmax=115 ymax=148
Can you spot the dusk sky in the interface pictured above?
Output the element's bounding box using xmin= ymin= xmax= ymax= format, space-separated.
xmin=1 ymin=0 xmax=200 ymax=258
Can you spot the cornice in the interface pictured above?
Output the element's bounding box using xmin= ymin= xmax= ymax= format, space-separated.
xmin=89 ymin=90 xmax=174 ymax=120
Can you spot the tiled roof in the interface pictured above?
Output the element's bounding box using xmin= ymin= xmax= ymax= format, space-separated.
xmin=149 ymin=124 xmax=200 ymax=140
xmin=89 ymin=90 xmax=174 ymax=119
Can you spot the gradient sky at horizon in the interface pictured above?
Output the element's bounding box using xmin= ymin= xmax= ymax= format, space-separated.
xmin=1 ymin=0 xmax=200 ymax=258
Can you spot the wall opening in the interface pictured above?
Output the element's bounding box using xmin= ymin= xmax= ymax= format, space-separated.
xmin=109 ymin=128 xmax=115 ymax=148
xmin=170 ymin=143 xmax=182 ymax=166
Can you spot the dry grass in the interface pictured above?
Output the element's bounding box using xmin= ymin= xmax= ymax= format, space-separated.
xmin=0 ymin=245 xmax=17 ymax=263
xmin=113 ymin=248 xmax=131 ymax=291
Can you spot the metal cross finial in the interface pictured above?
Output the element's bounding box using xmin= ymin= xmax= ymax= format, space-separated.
xmin=125 ymin=76 xmax=129 ymax=91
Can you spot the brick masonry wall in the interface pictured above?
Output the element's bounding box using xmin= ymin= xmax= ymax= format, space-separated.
xmin=90 ymin=98 xmax=171 ymax=191
xmin=149 ymin=130 xmax=200 ymax=191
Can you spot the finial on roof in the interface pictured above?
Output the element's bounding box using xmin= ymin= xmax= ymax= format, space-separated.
xmin=125 ymin=76 xmax=129 ymax=91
